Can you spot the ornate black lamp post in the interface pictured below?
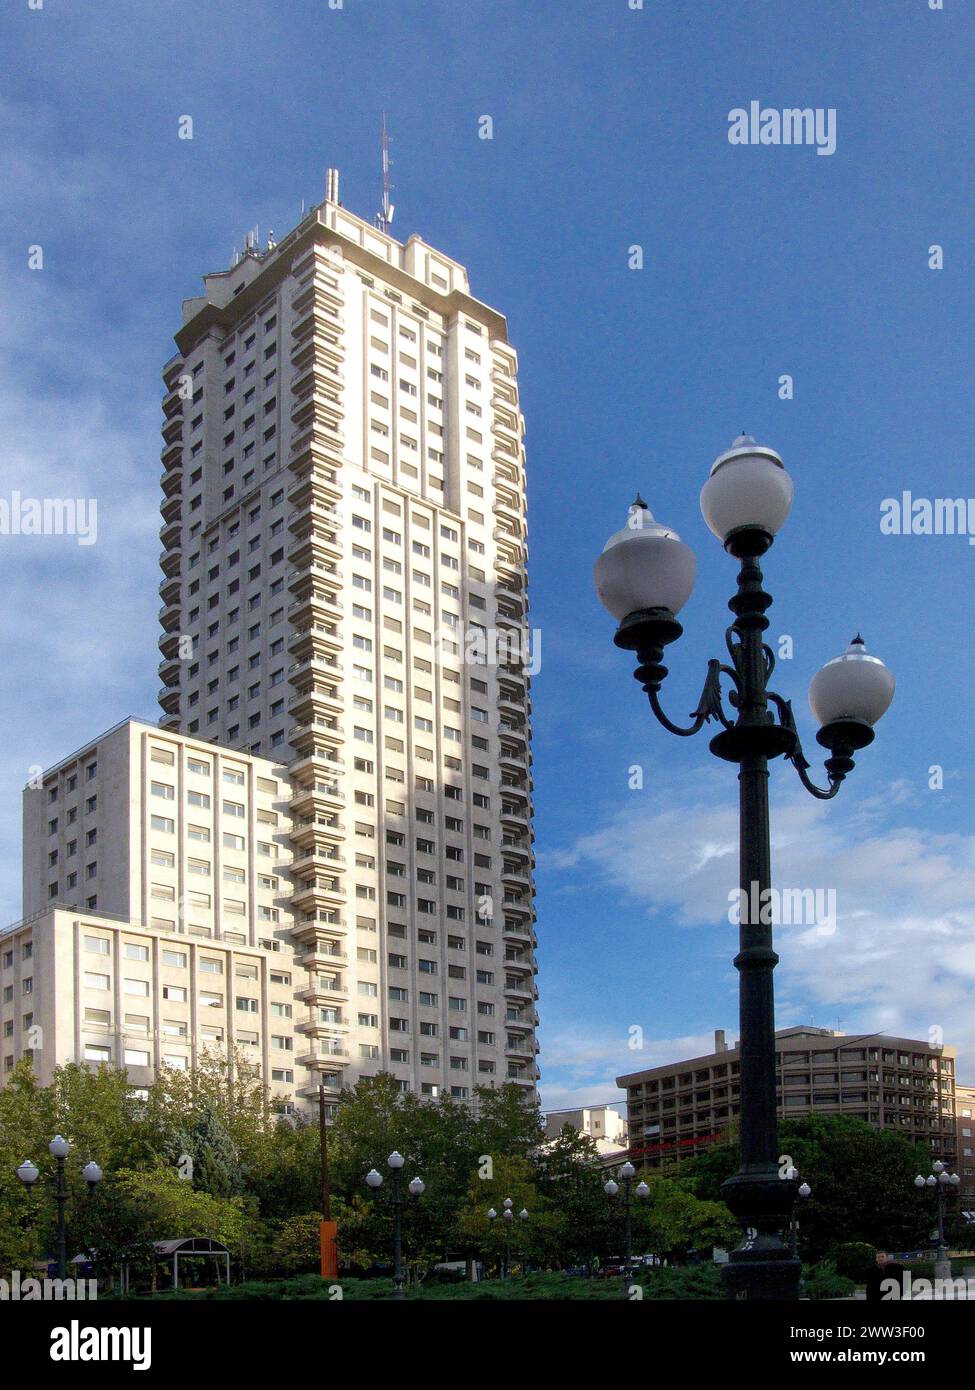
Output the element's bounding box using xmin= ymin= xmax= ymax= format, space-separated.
xmin=488 ymin=1197 xmax=528 ymax=1278
xmin=365 ymin=1151 xmax=425 ymax=1300
xmin=16 ymin=1136 xmax=103 ymax=1279
xmin=604 ymin=1161 xmax=649 ymax=1294
xmin=594 ymin=436 xmax=895 ymax=1300
xmin=914 ymin=1160 xmax=961 ymax=1278
xmin=783 ymin=1166 xmax=812 ymax=1260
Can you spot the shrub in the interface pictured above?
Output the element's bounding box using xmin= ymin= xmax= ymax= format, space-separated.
xmin=641 ymin=1264 xmax=723 ymax=1300
xmin=803 ymin=1261 xmax=856 ymax=1301
xmin=829 ymin=1241 xmax=878 ymax=1283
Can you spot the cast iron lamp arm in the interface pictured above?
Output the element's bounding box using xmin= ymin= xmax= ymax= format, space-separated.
xmin=766 ymin=691 xmax=843 ymax=800
xmin=645 ymin=656 xmax=736 ymax=736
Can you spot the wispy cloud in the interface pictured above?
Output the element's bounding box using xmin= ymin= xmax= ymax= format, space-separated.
xmin=541 ymin=782 xmax=975 ymax=1094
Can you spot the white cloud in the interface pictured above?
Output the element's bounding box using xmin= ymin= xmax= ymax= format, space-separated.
xmin=543 ymin=781 xmax=975 ymax=1082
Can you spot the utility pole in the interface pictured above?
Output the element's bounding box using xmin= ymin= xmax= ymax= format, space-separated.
xmin=319 ymin=1083 xmax=338 ymax=1278
xmin=321 ymin=1078 xmax=332 ymax=1223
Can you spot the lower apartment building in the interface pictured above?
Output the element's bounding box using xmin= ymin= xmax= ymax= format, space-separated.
xmin=618 ymin=1026 xmax=959 ymax=1170
xmin=4 ymin=714 xmax=538 ymax=1114
xmin=956 ymin=1083 xmax=975 ymax=1208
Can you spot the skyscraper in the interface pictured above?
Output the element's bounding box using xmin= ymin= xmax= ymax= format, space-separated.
xmin=157 ymin=177 xmax=538 ymax=1107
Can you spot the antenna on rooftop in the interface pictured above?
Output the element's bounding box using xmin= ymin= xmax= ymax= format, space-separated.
xmin=376 ymin=113 xmax=395 ymax=233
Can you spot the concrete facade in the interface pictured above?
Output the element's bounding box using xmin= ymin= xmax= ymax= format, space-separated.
xmin=5 ymin=186 xmax=539 ymax=1116
xmin=618 ymin=1026 xmax=959 ymax=1170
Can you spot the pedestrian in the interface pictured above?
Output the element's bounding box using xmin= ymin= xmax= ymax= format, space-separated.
xmin=864 ymin=1250 xmax=906 ymax=1302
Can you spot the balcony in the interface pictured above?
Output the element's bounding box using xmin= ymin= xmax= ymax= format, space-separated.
xmin=159 ymin=688 xmax=180 ymax=715
xmin=287 ymin=530 xmax=342 ymax=569
xmin=286 ymin=470 xmax=342 ymax=513
xmin=504 ymin=1013 xmax=534 ymax=1033
xmin=290 ymin=916 xmax=345 ymax=949
xmin=288 ymin=816 xmax=345 ymax=854
xmin=158 ymin=631 xmax=181 ymax=661
xmin=502 ymin=862 xmax=532 ymax=890
xmin=299 ymin=946 xmax=348 ymax=972
xmin=158 ymin=575 xmax=181 ymax=605
xmin=289 ymin=782 xmax=343 ymax=819
xmin=289 ymin=741 xmax=344 ymax=778
xmin=161 ymin=466 xmax=183 ymax=498
xmin=159 ymin=547 xmax=182 ymax=577
xmin=289 ymin=719 xmax=342 ymax=756
xmin=161 ymin=416 xmax=183 ymax=447
xmin=158 ymin=657 xmax=181 ymax=686
xmin=290 ymin=877 xmax=345 ymax=914
xmin=500 ymin=804 xmax=531 ymax=833
xmin=287 ymin=685 xmax=344 ymax=723
xmin=160 ymin=438 xmax=183 ymax=470
xmin=160 ymin=493 xmax=183 ymax=526
xmin=504 ymin=979 xmax=535 ymax=1001
xmin=287 ymin=582 xmax=342 ymax=613
xmin=296 ymin=1050 xmax=347 ymax=1074
xmin=503 ymin=953 xmax=534 ymax=975
xmin=158 ymin=602 xmax=181 ymax=634
xmin=288 ymin=623 xmax=343 ymax=661
xmin=295 ymin=978 xmax=348 ymax=1006
xmin=503 ymin=923 xmax=535 ymax=948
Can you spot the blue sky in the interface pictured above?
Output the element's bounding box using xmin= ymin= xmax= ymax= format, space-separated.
xmin=1 ymin=0 xmax=973 ymax=1109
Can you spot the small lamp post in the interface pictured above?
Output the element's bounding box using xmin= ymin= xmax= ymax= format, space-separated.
xmin=914 ymin=1160 xmax=961 ymax=1279
xmin=365 ymin=1151 xmax=425 ymax=1300
xmin=594 ymin=437 xmax=894 ymax=1300
xmin=604 ymin=1161 xmax=649 ymax=1294
xmin=16 ymin=1136 xmax=102 ymax=1279
xmin=783 ymin=1167 xmax=812 ymax=1261
xmin=488 ymin=1197 xmax=528 ymax=1279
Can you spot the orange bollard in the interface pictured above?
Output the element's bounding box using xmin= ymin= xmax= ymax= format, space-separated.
xmin=319 ymin=1220 xmax=339 ymax=1279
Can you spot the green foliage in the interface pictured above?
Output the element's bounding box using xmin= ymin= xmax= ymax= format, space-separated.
xmin=640 ymin=1263 xmax=724 ymax=1299
xmin=677 ymin=1115 xmax=934 ymax=1262
xmin=802 ymin=1261 xmax=856 ymax=1301
xmin=266 ymin=1213 xmax=323 ymax=1277
xmin=829 ymin=1240 xmax=878 ymax=1282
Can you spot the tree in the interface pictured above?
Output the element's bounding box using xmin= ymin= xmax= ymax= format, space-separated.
xmin=164 ymin=1102 xmax=246 ymax=1199
xmin=676 ymin=1116 xmax=934 ymax=1261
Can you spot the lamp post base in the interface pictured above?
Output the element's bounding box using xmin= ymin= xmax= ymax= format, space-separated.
xmin=720 ymin=1168 xmax=801 ymax=1301
xmin=721 ymin=1250 xmax=803 ymax=1302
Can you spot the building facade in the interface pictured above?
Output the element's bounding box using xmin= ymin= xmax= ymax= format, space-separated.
xmin=12 ymin=719 xmax=300 ymax=1102
xmin=543 ymin=1104 xmax=627 ymax=1155
xmin=956 ymin=1082 xmax=975 ymax=1208
xmin=4 ymin=182 xmax=539 ymax=1114
xmin=618 ymin=1027 xmax=958 ymax=1169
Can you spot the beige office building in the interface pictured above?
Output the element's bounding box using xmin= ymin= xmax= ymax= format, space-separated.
xmin=618 ymin=1026 xmax=958 ymax=1170
xmin=8 ymin=719 xmax=301 ymax=1104
xmin=153 ymin=179 xmax=537 ymax=1105
xmin=956 ymin=1083 xmax=975 ymax=1208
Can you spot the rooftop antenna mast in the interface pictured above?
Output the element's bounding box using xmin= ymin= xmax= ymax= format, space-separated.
xmin=376 ymin=113 xmax=395 ymax=234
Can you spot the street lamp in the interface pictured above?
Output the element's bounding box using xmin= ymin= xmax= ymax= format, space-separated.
xmin=783 ymin=1167 xmax=812 ymax=1260
xmin=364 ymin=1151 xmax=425 ymax=1300
xmin=604 ymin=1161 xmax=649 ymax=1294
xmin=15 ymin=1136 xmax=103 ymax=1278
xmin=488 ymin=1197 xmax=528 ymax=1279
xmin=594 ymin=437 xmax=895 ymax=1302
xmin=914 ymin=1159 xmax=961 ymax=1278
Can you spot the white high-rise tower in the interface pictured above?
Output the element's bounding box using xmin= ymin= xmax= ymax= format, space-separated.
xmin=157 ymin=179 xmax=538 ymax=1108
